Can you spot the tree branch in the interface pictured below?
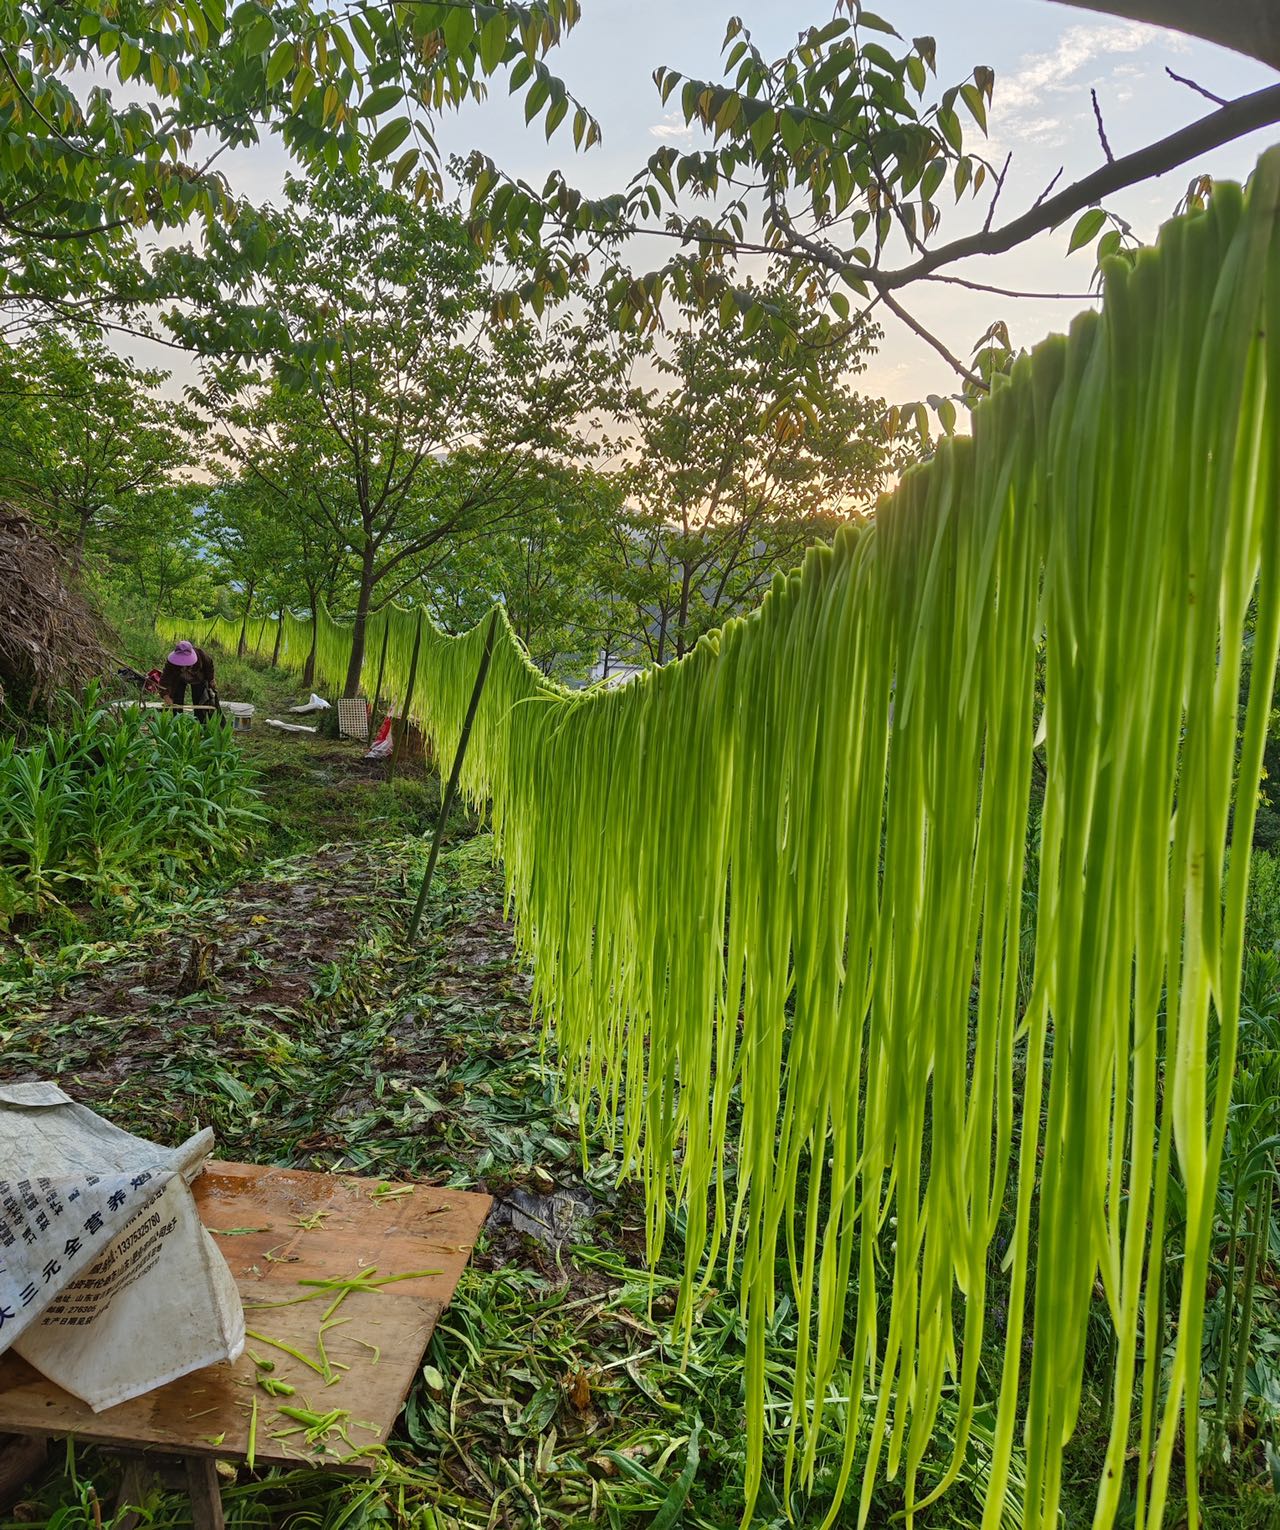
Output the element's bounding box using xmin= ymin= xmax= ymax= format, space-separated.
xmin=878 ymin=289 xmax=984 ymax=389
xmin=878 ymin=84 xmax=1280 ymax=289
xmin=1165 ymin=67 xmax=1228 ymax=108
xmin=1049 ymin=0 xmax=1280 ymax=71
xmin=1090 ymin=89 xmax=1114 ymax=164
xmin=605 ymin=84 xmax=1280 ymax=295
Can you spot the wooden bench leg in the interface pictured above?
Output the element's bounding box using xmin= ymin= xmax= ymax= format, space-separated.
xmin=115 ymin=1452 xmax=225 ymax=1530
xmin=114 ymin=1454 xmax=154 ymax=1530
xmin=185 ymin=1455 xmax=226 ymax=1530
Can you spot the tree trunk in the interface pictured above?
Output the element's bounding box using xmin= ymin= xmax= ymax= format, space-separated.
xmin=271 ymin=609 xmax=284 ymax=666
xmin=70 ymin=507 xmax=93 ymax=572
xmin=237 ymin=582 xmax=255 ymax=658
xmin=302 ymin=585 xmax=319 ymax=687
xmin=675 ymin=560 xmax=695 ymax=660
xmin=343 ymin=545 xmax=376 ymax=697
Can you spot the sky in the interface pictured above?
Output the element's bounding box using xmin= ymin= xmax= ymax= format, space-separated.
xmin=126 ymin=0 xmax=1278 ymax=409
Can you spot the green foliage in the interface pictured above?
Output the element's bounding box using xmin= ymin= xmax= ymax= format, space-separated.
xmin=611 ymin=289 xmax=888 ymax=663
xmin=91 ymin=484 xmax=220 ymax=623
xmin=467 ymin=10 xmax=994 ymax=341
xmin=0 ymin=0 xmax=590 ymax=323
xmin=164 ymin=167 xmax=625 ymax=695
xmin=429 ymin=463 xmax=624 ymax=677
xmin=0 ymin=330 xmax=194 ymax=563
xmin=159 ymin=158 xmax=1280 ymax=1528
xmin=1244 ymin=849 xmax=1280 ymax=956
xmin=1203 ymin=949 xmax=1280 ymax=1465
xmin=0 ymin=687 xmax=262 ymax=926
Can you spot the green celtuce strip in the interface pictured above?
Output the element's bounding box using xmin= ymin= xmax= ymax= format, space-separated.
xmin=244 ymin=1328 xmax=327 ymax=1377
xmin=244 ymin=1267 xmax=441 ymax=1316
xmin=162 ymin=151 xmax=1280 ymax=1528
xmin=277 ymin=1404 xmax=353 ymax=1446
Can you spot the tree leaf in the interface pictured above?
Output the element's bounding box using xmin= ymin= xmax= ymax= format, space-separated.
xmin=266 ymin=40 xmax=295 ymax=89
xmin=544 ymin=94 xmax=568 ymax=140
xmin=361 ymin=84 xmax=403 ymax=117
xmin=479 ymin=13 xmax=508 ymax=74
xmin=368 ymin=116 xmax=412 ymax=161
xmin=1068 ymin=207 xmax=1107 ymax=254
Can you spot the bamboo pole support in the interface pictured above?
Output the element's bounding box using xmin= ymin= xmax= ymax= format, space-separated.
xmin=407 ymin=609 xmax=498 ymax=944
xmin=387 ymin=611 xmax=423 ymax=786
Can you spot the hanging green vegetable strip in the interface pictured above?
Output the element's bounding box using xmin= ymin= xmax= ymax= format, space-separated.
xmin=158 ymin=154 xmax=1280 ymax=1527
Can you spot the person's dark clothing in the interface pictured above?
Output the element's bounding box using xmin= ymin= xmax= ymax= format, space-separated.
xmin=162 ymin=647 xmax=217 ymax=724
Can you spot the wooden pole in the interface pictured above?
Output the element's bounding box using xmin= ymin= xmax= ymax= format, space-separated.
xmin=370 ymin=614 xmax=391 ymax=734
xmin=386 ymin=610 xmax=423 ymax=787
xmin=407 ymin=609 xmax=499 ymax=944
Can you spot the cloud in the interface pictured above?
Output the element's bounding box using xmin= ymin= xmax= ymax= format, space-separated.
xmin=995 ymin=21 xmax=1160 ymax=115
xmin=649 ymin=111 xmax=693 ymax=142
xmin=1012 ymin=116 xmax=1065 ymax=144
xmin=981 ymin=19 xmax=1188 ymax=154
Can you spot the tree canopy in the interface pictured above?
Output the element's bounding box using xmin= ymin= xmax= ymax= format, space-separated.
xmin=171 ymin=168 xmax=634 ymax=690
xmin=464 ymin=1 xmax=1280 ymax=391
xmin=0 ymin=330 xmax=193 ymax=563
xmin=0 ymin=0 xmax=591 ymax=326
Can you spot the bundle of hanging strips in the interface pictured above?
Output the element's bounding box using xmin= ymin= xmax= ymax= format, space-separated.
xmin=161 ymin=154 xmax=1280 ymax=1527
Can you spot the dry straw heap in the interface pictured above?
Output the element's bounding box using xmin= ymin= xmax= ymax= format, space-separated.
xmin=163 ymin=153 xmax=1280 ymax=1527
xmin=0 ymin=508 xmax=107 ymax=713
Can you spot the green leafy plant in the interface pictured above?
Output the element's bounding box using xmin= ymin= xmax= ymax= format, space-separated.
xmin=0 ymin=686 xmax=262 ymax=925
xmin=1243 ymin=849 xmax=1280 ymax=955
xmin=0 ymin=0 xmax=589 ymax=326
xmin=1205 ymin=950 xmax=1280 ymax=1467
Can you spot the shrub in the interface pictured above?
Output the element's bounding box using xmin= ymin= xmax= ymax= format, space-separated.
xmin=0 ymin=686 xmax=262 ymax=926
xmin=1244 ymin=848 xmax=1280 ymax=956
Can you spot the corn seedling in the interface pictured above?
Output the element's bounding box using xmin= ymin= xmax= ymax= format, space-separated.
xmin=0 ymin=684 xmax=262 ymax=925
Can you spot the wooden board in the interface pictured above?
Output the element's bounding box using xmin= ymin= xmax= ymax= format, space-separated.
xmin=0 ymin=1163 xmax=490 ymax=1471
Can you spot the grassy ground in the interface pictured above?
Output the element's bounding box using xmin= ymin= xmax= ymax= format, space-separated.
xmin=1 ymin=656 xmax=1276 ymax=1528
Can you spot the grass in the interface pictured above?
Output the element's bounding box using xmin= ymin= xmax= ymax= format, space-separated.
xmin=1 ymin=709 xmax=1276 ymax=1527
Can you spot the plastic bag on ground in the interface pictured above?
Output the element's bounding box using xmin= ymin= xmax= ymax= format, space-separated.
xmin=363 ymin=714 xmax=393 ymax=760
xmin=0 ymin=1082 xmax=244 ymax=1411
xmin=288 ymin=693 xmax=330 ymax=714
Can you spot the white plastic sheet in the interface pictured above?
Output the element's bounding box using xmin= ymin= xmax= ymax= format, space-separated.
xmin=0 ymin=1083 xmax=244 ymax=1411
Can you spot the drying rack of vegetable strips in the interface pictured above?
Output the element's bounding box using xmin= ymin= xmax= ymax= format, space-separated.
xmin=160 ymin=151 xmax=1280 ymax=1528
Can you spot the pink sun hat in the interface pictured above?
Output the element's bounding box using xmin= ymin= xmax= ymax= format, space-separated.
xmin=167 ymin=640 xmax=199 ymax=667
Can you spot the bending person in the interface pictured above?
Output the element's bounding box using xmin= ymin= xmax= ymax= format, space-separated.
xmin=162 ymin=639 xmax=217 ymax=724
